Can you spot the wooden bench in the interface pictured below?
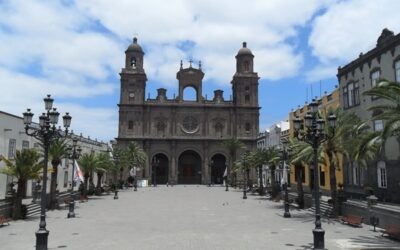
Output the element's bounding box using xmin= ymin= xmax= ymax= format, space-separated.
xmin=63 ymin=197 xmax=71 ymax=209
xmin=79 ymin=195 xmax=88 ymax=203
xmin=382 ymin=225 xmax=400 ymax=241
xmin=0 ymin=215 xmax=11 ymax=227
xmin=340 ymin=215 xmax=363 ymax=227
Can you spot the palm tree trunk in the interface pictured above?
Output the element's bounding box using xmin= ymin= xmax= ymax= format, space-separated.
xmin=297 ymin=172 xmax=304 ymax=209
xmin=95 ymin=173 xmax=103 ymax=196
xmin=329 ymin=155 xmax=338 ymax=218
xmin=271 ymin=166 xmax=277 ymax=198
xmin=83 ymin=174 xmax=89 ymax=197
xmin=258 ymin=165 xmax=264 ymax=195
xmin=246 ymin=169 xmax=250 ymax=190
xmin=231 ymin=153 xmax=236 ymax=187
xmin=119 ymin=168 xmax=124 ymax=188
xmin=49 ymin=163 xmax=58 ymax=210
xmin=88 ymin=172 xmax=95 ymax=195
xmin=13 ymin=179 xmax=25 ymax=219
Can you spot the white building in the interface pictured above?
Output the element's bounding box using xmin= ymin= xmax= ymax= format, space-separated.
xmin=257 ymin=121 xmax=289 ymax=187
xmin=0 ymin=111 xmax=109 ymax=200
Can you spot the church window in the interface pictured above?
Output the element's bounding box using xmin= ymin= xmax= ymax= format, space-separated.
xmin=245 ymin=86 xmax=250 ymax=92
xmin=245 ymin=122 xmax=250 ymax=132
xmin=245 ymin=95 xmax=250 ymax=104
xmin=215 ymin=122 xmax=223 ymax=137
xmin=156 ymin=121 xmax=166 ymax=133
xmin=131 ymin=57 xmax=137 ymax=68
xmin=128 ymin=120 xmax=133 ymax=130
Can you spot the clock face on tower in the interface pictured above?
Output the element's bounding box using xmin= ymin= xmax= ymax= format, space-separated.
xmin=181 ymin=115 xmax=199 ymax=134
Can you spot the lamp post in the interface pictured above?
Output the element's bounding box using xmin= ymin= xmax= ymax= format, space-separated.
xmin=112 ymin=154 xmax=119 ymax=200
xmin=152 ymin=156 xmax=159 ymax=187
xmin=208 ymin=159 xmax=213 ymax=187
xmin=23 ymin=95 xmax=71 ymax=250
xmin=243 ymin=152 xmax=248 ymax=199
xmin=293 ymin=99 xmax=336 ymax=250
xmin=280 ymin=139 xmax=291 ymax=218
xmin=67 ymin=139 xmax=82 ymax=218
xmin=131 ymin=166 xmax=138 ymax=191
xmin=225 ymin=164 xmax=229 ymax=191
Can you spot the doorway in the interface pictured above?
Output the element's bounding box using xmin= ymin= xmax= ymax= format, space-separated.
xmin=178 ymin=150 xmax=202 ymax=184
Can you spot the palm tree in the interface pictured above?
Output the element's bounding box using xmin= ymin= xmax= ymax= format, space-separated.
xmin=250 ymin=148 xmax=266 ymax=195
xmin=0 ymin=149 xmax=42 ymax=219
xmin=290 ymin=109 xmax=379 ymax=216
xmin=234 ymin=151 xmax=252 ymax=190
xmin=127 ymin=142 xmax=147 ymax=171
xmin=48 ymin=139 xmax=69 ymax=209
xmin=78 ymin=153 xmax=98 ymax=197
xmin=222 ymin=138 xmax=245 ymax=187
xmin=289 ymin=139 xmax=314 ymax=208
xmin=111 ymin=147 xmax=130 ymax=188
xmin=260 ymin=147 xmax=281 ymax=198
xmin=94 ymin=152 xmax=112 ymax=195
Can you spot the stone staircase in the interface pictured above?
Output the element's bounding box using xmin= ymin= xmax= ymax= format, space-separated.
xmin=307 ymin=198 xmax=334 ymax=218
xmin=26 ymin=202 xmax=41 ymax=218
xmin=287 ymin=191 xmax=335 ymax=218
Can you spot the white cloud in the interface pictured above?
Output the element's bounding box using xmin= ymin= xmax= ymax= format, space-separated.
xmin=309 ymin=0 xmax=400 ymax=64
xmin=75 ymin=0 xmax=331 ymax=83
xmin=305 ymin=64 xmax=338 ymax=83
xmin=0 ymin=0 xmax=339 ymax=140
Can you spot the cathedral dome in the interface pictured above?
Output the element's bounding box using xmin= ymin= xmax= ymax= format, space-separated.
xmin=126 ymin=37 xmax=144 ymax=53
xmin=237 ymin=42 xmax=253 ymax=56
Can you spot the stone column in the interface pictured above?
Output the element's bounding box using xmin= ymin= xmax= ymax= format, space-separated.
xmin=203 ymin=141 xmax=209 ymax=184
xmin=171 ymin=140 xmax=177 ymax=184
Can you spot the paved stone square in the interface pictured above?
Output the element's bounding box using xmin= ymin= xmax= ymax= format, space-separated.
xmin=1 ymin=186 xmax=400 ymax=250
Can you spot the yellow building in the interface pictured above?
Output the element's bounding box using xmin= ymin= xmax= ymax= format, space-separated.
xmin=288 ymin=87 xmax=343 ymax=194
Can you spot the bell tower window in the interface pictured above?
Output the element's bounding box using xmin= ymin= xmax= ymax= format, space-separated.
xmin=128 ymin=120 xmax=134 ymax=130
xmin=245 ymin=95 xmax=250 ymax=104
xmin=131 ymin=57 xmax=137 ymax=68
xmin=244 ymin=61 xmax=249 ymax=72
xmin=245 ymin=122 xmax=250 ymax=132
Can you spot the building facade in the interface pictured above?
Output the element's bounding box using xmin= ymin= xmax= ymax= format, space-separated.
xmin=117 ymin=38 xmax=260 ymax=185
xmin=288 ymin=87 xmax=342 ymax=195
xmin=256 ymin=121 xmax=289 ymax=187
xmin=0 ymin=111 xmax=109 ymax=200
xmin=337 ymin=28 xmax=400 ymax=203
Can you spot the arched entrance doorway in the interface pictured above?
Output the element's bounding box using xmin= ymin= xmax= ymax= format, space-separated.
xmin=211 ymin=154 xmax=227 ymax=185
xmin=152 ymin=153 xmax=169 ymax=185
xmin=178 ymin=150 xmax=202 ymax=184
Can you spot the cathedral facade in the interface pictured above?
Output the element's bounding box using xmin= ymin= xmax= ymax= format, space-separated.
xmin=116 ymin=38 xmax=260 ymax=185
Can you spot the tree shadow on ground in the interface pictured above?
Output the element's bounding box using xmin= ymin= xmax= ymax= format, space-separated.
xmin=294 ymin=243 xmax=313 ymax=249
xmin=345 ymin=235 xmax=400 ymax=249
xmin=254 ymin=197 xmax=269 ymax=201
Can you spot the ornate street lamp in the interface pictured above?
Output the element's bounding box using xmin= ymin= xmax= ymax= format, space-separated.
xmin=152 ymin=156 xmax=159 ymax=187
xmin=280 ymin=138 xmax=291 ymax=218
xmin=23 ymin=95 xmax=71 ymax=250
xmin=292 ymin=99 xmax=336 ymax=250
xmin=67 ymin=139 xmax=82 ymax=218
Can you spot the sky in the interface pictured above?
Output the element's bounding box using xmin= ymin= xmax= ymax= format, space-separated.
xmin=0 ymin=0 xmax=399 ymax=142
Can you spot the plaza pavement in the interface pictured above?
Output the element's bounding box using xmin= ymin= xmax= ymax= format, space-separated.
xmin=1 ymin=186 xmax=400 ymax=250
